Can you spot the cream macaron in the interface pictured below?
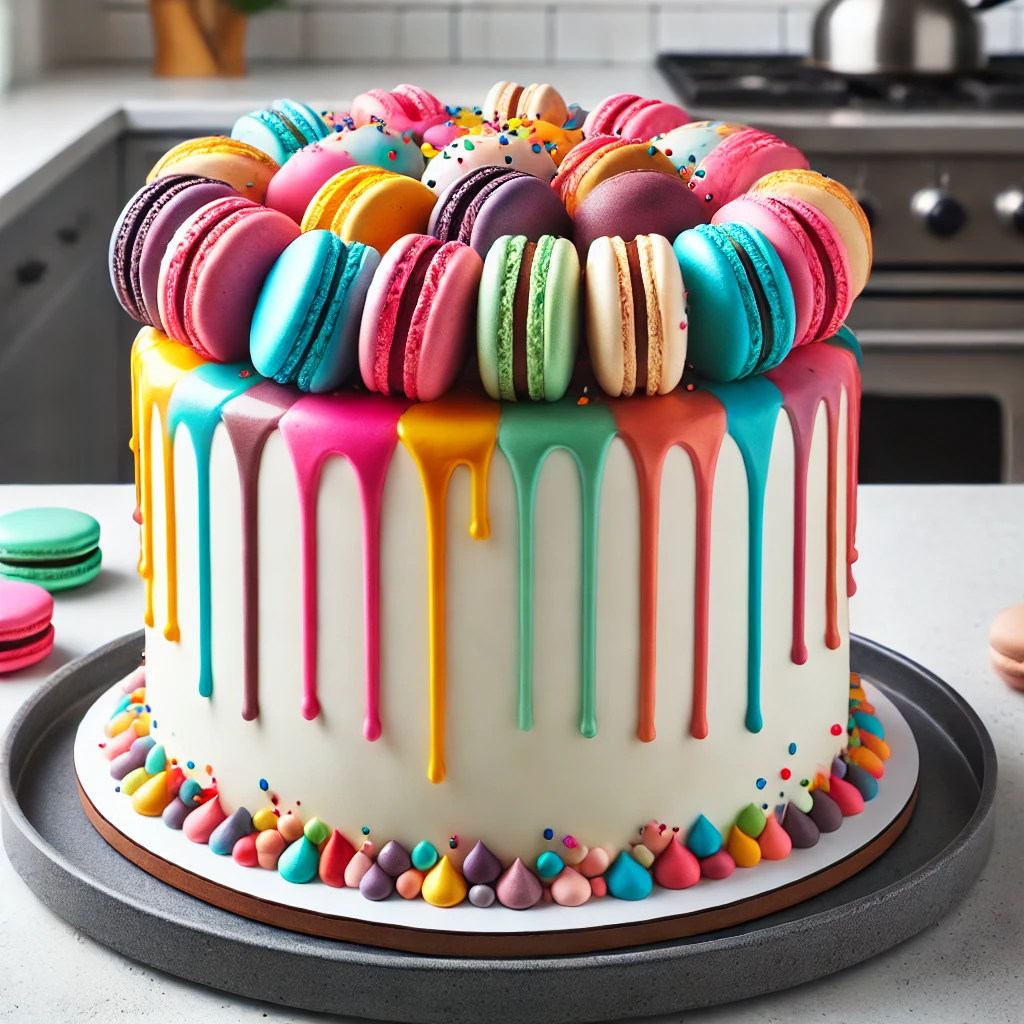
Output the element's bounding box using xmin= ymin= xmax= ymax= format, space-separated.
xmin=584 ymin=234 xmax=687 ymax=398
xmin=990 ymin=603 xmax=1024 ymax=691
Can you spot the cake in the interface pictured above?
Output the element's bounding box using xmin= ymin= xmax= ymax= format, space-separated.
xmin=95 ymin=82 xmax=889 ymax=919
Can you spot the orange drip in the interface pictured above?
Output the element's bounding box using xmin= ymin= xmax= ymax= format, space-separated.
xmin=131 ymin=329 xmax=205 ymax=638
xmin=611 ymin=391 xmax=727 ymax=742
xmin=398 ymin=397 xmax=500 ymax=784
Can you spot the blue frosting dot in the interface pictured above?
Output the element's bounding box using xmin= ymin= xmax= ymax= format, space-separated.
xmin=762 ymin=803 xmax=769 ymax=810
xmin=504 ymin=155 xmax=513 ymax=164
xmin=259 ymin=778 xmax=268 ymax=791
xmin=186 ymin=761 xmax=195 ymax=770
xmin=789 ymin=742 xmax=797 ymax=755
xmin=361 ymin=826 xmax=370 ymax=835
xmin=543 ymin=827 xmax=553 ymax=840
xmin=531 ymin=142 xmax=542 ymax=153
xmin=756 ymin=778 xmax=766 ymax=790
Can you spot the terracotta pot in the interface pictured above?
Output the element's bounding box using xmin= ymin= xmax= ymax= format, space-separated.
xmin=148 ymin=0 xmax=248 ymax=78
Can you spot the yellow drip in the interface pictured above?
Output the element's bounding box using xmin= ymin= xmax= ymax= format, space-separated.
xmin=130 ymin=328 xmax=205 ymax=638
xmin=398 ymin=397 xmax=500 ymax=784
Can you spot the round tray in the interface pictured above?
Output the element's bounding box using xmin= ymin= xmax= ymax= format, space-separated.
xmin=1 ymin=632 xmax=996 ymax=1023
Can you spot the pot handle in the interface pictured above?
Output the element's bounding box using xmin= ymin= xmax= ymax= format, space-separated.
xmin=973 ymin=0 xmax=1015 ymax=9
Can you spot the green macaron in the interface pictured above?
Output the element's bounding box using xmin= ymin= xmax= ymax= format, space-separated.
xmin=478 ymin=234 xmax=580 ymax=402
xmin=0 ymin=508 xmax=102 ymax=591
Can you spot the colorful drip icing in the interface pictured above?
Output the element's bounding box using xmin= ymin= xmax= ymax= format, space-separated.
xmin=221 ymin=381 xmax=300 ymax=722
xmin=703 ymin=378 xmax=784 ymax=735
xmin=131 ymin=330 xmax=205 ymax=640
xmin=497 ymin=400 xmax=617 ymax=738
xmin=279 ymin=394 xmax=409 ymax=729
xmin=167 ymin=363 xmax=261 ymax=699
xmin=611 ymin=391 xmax=727 ymax=741
xmin=766 ymin=344 xmax=850 ymax=662
xmin=397 ymin=398 xmax=501 ymax=783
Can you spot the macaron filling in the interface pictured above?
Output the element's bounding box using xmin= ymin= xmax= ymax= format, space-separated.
xmin=727 ymin=233 xmax=773 ymax=372
xmin=0 ymin=623 xmax=52 ymax=652
xmin=403 ymin=241 xmax=462 ymax=399
xmin=0 ymin=546 xmax=99 ymax=569
xmin=609 ymin=236 xmax=663 ymax=397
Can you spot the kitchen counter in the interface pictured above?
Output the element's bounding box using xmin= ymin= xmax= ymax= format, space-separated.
xmin=9 ymin=63 xmax=1024 ymax=233
xmin=1 ymin=482 xmax=1022 ymax=1022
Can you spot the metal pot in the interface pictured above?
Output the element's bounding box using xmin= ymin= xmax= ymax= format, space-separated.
xmin=811 ymin=0 xmax=1015 ymax=75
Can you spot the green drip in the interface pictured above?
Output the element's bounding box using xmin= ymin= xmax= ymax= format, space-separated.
xmin=525 ymin=236 xmax=554 ymax=402
xmin=496 ymin=237 xmax=525 ymax=401
xmin=498 ymin=400 xmax=617 ymax=736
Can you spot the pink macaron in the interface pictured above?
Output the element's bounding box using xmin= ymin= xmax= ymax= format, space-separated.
xmin=689 ymin=128 xmax=809 ymax=216
xmin=158 ymin=196 xmax=300 ymax=363
xmin=0 ymin=579 xmax=55 ymax=674
xmin=358 ymin=233 xmax=483 ymax=401
xmin=583 ymin=93 xmax=689 ymax=140
xmin=265 ymin=141 xmax=358 ymax=224
xmin=714 ymin=192 xmax=852 ymax=346
xmin=350 ymin=84 xmax=448 ymax=140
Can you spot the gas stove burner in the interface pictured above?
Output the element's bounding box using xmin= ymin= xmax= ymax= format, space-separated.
xmin=657 ymin=54 xmax=1024 ymax=110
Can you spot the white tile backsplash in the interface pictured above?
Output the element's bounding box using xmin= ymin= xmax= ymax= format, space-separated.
xmin=308 ymin=8 xmax=401 ymax=61
xmin=455 ymin=7 xmax=549 ymax=62
xmin=553 ymin=6 xmax=654 ymax=63
xmin=658 ymin=6 xmax=782 ymax=53
xmin=246 ymin=9 xmax=305 ymax=61
xmin=398 ymin=7 xmax=453 ymax=62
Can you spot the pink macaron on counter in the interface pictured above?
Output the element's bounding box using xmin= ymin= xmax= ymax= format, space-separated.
xmin=111 ymin=80 xmax=873 ymax=400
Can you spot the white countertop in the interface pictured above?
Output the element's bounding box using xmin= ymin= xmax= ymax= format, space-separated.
xmin=1 ymin=482 xmax=1022 ymax=1022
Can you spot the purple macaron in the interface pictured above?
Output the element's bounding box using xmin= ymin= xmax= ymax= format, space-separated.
xmin=427 ymin=165 xmax=572 ymax=256
xmin=109 ymin=174 xmax=237 ymax=327
xmin=571 ymin=169 xmax=709 ymax=258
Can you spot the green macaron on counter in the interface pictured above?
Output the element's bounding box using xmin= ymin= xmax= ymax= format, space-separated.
xmin=0 ymin=507 xmax=102 ymax=591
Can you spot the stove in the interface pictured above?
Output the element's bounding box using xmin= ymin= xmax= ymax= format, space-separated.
xmin=657 ymin=55 xmax=1024 ymax=483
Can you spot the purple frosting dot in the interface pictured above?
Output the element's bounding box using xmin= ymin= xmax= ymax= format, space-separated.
xmin=377 ymin=840 xmax=411 ymax=878
xmin=359 ymin=862 xmax=396 ymax=901
xmin=463 ymin=840 xmax=503 ymax=886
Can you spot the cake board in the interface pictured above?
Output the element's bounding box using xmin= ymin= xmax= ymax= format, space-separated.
xmin=1 ymin=632 xmax=996 ymax=1023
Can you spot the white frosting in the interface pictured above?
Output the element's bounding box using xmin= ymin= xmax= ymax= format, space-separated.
xmin=144 ymin=392 xmax=851 ymax=866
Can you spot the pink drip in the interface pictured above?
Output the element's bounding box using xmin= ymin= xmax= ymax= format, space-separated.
xmin=278 ymin=393 xmax=409 ymax=732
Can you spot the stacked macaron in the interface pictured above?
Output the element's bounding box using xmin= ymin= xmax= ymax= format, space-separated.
xmin=109 ymin=81 xmax=872 ymax=404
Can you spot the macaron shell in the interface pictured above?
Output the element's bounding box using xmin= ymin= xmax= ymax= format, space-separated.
xmin=562 ymin=142 xmax=679 ymax=217
xmin=652 ymin=121 xmax=747 ymax=180
xmin=691 ymin=128 xmax=808 ymax=215
xmin=518 ymin=83 xmax=570 ymax=127
xmin=0 ymin=507 xmax=100 ymax=559
xmin=584 ymin=237 xmax=628 ymax=397
xmin=422 ymin=134 xmax=558 ymax=195
xmin=186 ymin=205 xmax=301 ymax=362
xmin=408 ymin=243 xmax=484 ymax=401
xmin=645 ymin=233 xmax=687 ymax=394
xmin=330 ymin=123 xmax=426 ymax=178
xmin=713 ymin=194 xmax=820 ymax=348
xmin=147 ymin=137 xmax=279 ymax=204
xmin=231 ymin=111 xmax=303 ymax=166
xmin=542 ymin=237 xmax=581 ymax=401
xmin=265 ymin=142 xmax=359 ymax=223
xmin=582 ymin=94 xmax=638 ymax=137
xmin=618 ymin=100 xmax=690 ymax=140
xmin=302 ymin=166 xmax=387 ymax=231
xmin=991 ymin=603 xmax=1024 ymax=661
xmin=358 ymin=234 xmax=419 ymax=392
xmin=0 ymin=578 xmax=54 ymax=638
xmin=571 ymin=169 xmax=707 ymax=257
xmin=0 ymin=548 xmax=102 ymax=591
xmin=476 ymin=235 xmax=512 ymax=400
xmin=750 ymin=169 xmax=873 ymax=296
xmin=333 ymin=174 xmax=437 ymax=256
xmin=466 ymin=174 xmax=573 ymax=256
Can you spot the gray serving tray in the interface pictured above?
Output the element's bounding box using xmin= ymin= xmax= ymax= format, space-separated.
xmin=1 ymin=632 xmax=996 ymax=1023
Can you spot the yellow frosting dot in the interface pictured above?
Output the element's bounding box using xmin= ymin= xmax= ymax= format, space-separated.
xmin=134 ymin=712 xmax=152 ymax=736
xmin=253 ymin=807 xmax=279 ymax=831
xmin=132 ymin=771 xmax=171 ymax=816
xmin=421 ymin=856 xmax=467 ymax=908
xmin=120 ymin=767 xmax=150 ymax=796
xmin=727 ymin=825 xmax=762 ymax=869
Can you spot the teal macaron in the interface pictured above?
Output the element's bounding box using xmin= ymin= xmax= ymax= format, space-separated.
xmin=0 ymin=507 xmax=102 ymax=591
xmin=231 ymin=99 xmax=331 ymax=165
xmin=478 ymin=234 xmax=580 ymax=402
xmin=673 ymin=222 xmax=795 ymax=382
xmin=250 ymin=229 xmax=380 ymax=393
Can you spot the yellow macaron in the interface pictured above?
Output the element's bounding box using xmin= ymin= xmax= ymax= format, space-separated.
xmin=750 ymin=168 xmax=873 ymax=296
xmin=301 ymin=166 xmax=436 ymax=256
xmin=147 ymin=136 xmax=279 ymax=205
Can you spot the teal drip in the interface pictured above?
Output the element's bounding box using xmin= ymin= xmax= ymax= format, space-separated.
xmin=702 ymin=377 xmax=783 ymax=734
xmin=497 ymin=400 xmax=617 ymax=737
xmin=168 ymin=363 xmax=261 ymax=699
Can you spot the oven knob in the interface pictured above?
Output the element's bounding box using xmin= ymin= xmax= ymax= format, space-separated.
xmin=911 ymin=187 xmax=966 ymax=238
xmin=853 ymin=192 xmax=878 ymax=228
xmin=995 ymin=188 xmax=1024 ymax=234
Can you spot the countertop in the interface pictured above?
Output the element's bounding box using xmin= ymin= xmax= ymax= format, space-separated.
xmin=1 ymin=482 xmax=1022 ymax=1022
xmin=8 ymin=63 xmax=1024 ymax=232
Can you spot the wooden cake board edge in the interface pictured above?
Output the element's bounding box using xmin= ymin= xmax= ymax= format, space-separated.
xmin=77 ymin=775 xmax=919 ymax=957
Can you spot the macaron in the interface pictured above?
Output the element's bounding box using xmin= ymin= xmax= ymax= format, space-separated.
xmin=495 ymin=118 xmax=582 ymax=167
xmin=585 ymin=234 xmax=688 ymax=398
xmin=158 ymin=196 xmax=300 ymax=362
xmin=990 ymin=604 xmax=1024 ymax=691
xmin=109 ymin=174 xmax=237 ymax=326
xmin=251 ymin=231 xmax=380 ymax=393
xmin=571 ymin=169 xmax=707 ymax=258
xmin=714 ymin=192 xmax=852 ymax=347
xmin=0 ymin=579 xmax=54 ymax=674
xmin=428 ymin=166 xmax=573 ymax=256
xmin=422 ymin=132 xmax=558 ymax=197
xmin=350 ymin=84 xmax=448 ymax=140
xmin=0 ymin=507 xmax=102 ymax=591
xmin=583 ymin=94 xmax=689 ymax=140
xmin=301 ymin=166 xmax=436 ymax=256
xmin=750 ymin=169 xmax=873 ymax=296
xmin=359 ymin=234 xmax=483 ymax=401
xmin=550 ymin=136 xmax=679 ymax=218
xmin=478 ymin=234 xmax=580 ymax=402
xmin=673 ymin=223 xmax=796 ymax=382
xmin=147 ymin=136 xmax=280 ymax=205
xmin=651 ymin=121 xmax=747 ymax=182
xmin=687 ymin=127 xmax=808 ymax=216
xmin=421 ymin=105 xmax=485 ymax=156
xmin=231 ymin=99 xmax=331 ymax=165
xmin=483 ymin=81 xmax=571 ymax=128
xmin=331 ymin=122 xmax=426 ymax=177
